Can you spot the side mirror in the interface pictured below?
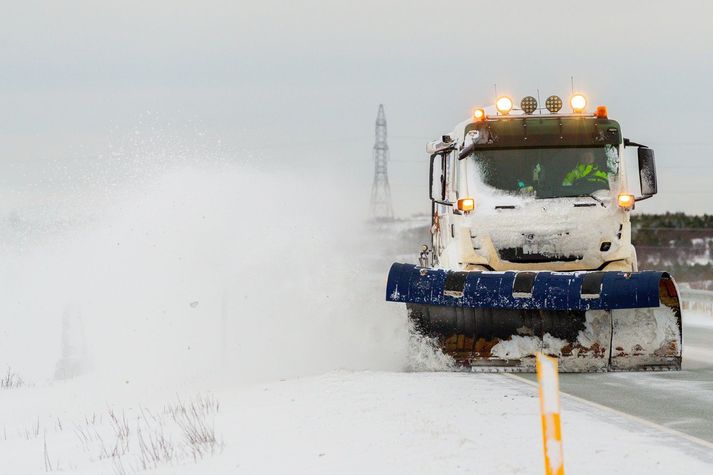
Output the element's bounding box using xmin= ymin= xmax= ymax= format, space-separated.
xmin=428 ymin=152 xmax=453 ymax=205
xmin=638 ymin=147 xmax=657 ymax=198
xmin=429 ymin=154 xmax=437 ymax=200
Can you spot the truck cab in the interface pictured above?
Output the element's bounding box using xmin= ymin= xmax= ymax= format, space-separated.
xmin=427 ymin=95 xmax=658 ymax=274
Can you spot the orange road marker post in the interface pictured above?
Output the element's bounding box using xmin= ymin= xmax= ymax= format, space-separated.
xmin=536 ymin=352 xmax=565 ymax=475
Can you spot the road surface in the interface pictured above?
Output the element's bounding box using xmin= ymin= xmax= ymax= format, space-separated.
xmin=514 ymin=317 xmax=713 ymax=447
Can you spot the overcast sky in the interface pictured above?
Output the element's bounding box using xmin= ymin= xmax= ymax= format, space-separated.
xmin=2 ymin=0 xmax=713 ymax=216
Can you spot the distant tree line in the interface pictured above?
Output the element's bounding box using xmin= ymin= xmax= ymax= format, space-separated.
xmin=632 ymin=213 xmax=713 ymax=247
xmin=633 ymin=213 xmax=713 ymax=284
xmin=632 ymin=212 xmax=713 ymax=231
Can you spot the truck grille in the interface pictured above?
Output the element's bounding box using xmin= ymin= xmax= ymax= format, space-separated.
xmin=498 ymin=247 xmax=582 ymax=263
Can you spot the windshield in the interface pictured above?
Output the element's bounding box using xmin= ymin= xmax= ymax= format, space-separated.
xmin=470 ymin=145 xmax=618 ymax=199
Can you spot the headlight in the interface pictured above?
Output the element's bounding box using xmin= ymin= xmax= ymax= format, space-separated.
xmin=457 ymin=197 xmax=475 ymax=213
xmin=617 ymin=193 xmax=635 ymax=209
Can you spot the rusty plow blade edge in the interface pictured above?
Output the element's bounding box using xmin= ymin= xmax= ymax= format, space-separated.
xmin=386 ymin=263 xmax=683 ymax=372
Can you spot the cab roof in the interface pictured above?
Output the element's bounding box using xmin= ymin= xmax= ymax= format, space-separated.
xmin=463 ymin=115 xmax=621 ymax=148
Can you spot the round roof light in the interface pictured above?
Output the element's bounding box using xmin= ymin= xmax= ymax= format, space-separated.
xmin=570 ymin=94 xmax=587 ymax=113
xmin=545 ymin=95 xmax=563 ymax=113
xmin=496 ymin=96 xmax=513 ymax=115
xmin=473 ymin=108 xmax=486 ymax=121
xmin=520 ymin=96 xmax=538 ymax=114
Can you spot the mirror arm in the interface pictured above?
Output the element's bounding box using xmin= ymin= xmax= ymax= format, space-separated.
xmin=458 ymin=142 xmax=475 ymax=160
xmin=635 ymin=194 xmax=654 ymax=203
xmin=624 ymin=138 xmax=648 ymax=148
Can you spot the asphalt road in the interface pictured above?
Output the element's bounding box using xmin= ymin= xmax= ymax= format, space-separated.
xmin=515 ymin=322 xmax=713 ymax=445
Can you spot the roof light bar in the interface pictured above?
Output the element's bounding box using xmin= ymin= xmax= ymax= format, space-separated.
xmin=570 ymin=94 xmax=587 ymax=113
xmin=496 ymin=96 xmax=513 ymax=115
xmin=520 ymin=96 xmax=538 ymax=114
xmin=545 ymin=95 xmax=563 ymax=113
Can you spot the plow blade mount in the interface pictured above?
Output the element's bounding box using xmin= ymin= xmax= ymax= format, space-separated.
xmin=386 ymin=263 xmax=682 ymax=372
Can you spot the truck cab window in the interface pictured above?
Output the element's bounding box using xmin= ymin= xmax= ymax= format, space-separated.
xmin=470 ymin=145 xmax=617 ymax=199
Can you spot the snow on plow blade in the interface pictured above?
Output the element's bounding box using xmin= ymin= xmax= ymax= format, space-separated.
xmin=386 ymin=263 xmax=682 ymax=372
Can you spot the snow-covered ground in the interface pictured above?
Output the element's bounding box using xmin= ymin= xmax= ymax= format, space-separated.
xmin=3 ymin=368 xmax=713 ymax=474
xmin=3 ymin=156 xmax=713 ymax=474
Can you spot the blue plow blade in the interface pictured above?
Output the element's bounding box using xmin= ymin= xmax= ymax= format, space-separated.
xmin=386 ymin=263 xmax=682 ymax=372
xmin=385 ymin=263 xmax=665 ymax=311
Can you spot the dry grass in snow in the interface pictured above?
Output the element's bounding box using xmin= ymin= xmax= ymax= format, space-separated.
xmin=6 ymin=393 xmax=222 ymax=474
xmin=1 ymin=367 xmax=24 ymax=389
xmin=81 ymin=394 xmax=221 ymax=474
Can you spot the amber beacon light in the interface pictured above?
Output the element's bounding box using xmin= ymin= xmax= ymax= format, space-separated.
xmin=457 ymin=197 xmax=475 ymax=212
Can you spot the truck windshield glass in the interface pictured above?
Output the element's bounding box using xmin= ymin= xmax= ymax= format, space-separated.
xmin=470 ymin=145 xmax=618 ymax=199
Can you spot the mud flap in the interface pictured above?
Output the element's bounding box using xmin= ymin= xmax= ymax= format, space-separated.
xmin=388 ymin=263 xmax=682 ymax=372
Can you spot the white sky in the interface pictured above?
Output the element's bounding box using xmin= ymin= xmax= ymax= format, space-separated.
xmin=1 ymin=0 xmax=712 ymax=216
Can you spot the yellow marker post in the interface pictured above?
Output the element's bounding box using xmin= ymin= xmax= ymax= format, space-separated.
xmin=536 ymin=352 xmax=565 ymax=475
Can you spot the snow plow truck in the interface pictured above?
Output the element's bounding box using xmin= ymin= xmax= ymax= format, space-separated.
xmin=386 ymin=93 xmax=682 ymax=372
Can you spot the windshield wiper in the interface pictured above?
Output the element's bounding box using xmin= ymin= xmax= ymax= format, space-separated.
xmin=577 ymin=193 xmax=606 ymax=207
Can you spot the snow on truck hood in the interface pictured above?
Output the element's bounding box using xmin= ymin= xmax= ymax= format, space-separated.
xmin=464 ymin=194 xmax=623 ymax=258
xmin=467 ymin=193 xmax=618 ymax=230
